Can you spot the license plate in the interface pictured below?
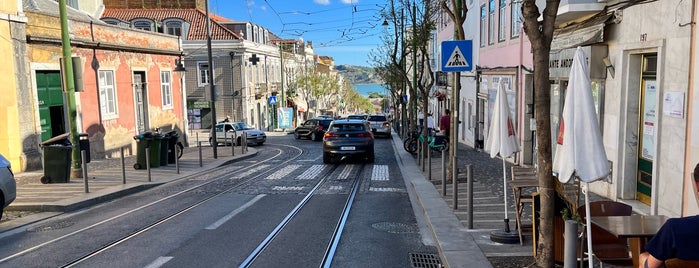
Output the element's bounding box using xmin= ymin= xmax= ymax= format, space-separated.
xmin=340 ymin=146 xmax=355 ymax=150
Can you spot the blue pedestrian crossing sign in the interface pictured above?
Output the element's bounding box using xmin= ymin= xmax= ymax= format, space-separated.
xmin=441 ymin=40 xmax=473 ymax=72
xmin=269 ymin=95 xmax=277 ymax=105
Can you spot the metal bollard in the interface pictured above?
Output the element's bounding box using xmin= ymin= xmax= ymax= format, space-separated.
xmin=232 ymin=134 xmax=235 ymax=156
xmin=441 ymin=150 xmax=446 ymax=196
xmin=453 ymin=163 xmax=458 ymax=210
xmin=467 ymin=164 xmax=474 ymax=229
xmin=198 ymin=141 xmax=203 ymax=167
xmin=564 ymin=220 xmax=579 ymax=268
xmin=175 ymin=144 xmax=180 ymax=174
xmin=121 ymin=147 xmax=126 ymax=184
xmin=146 ymin=147 xmax=151 ymax=182
xmin=81 ymin=150 xmax=89 ymax=193
xmin=427 ymin=146 xmax=432 ymax=180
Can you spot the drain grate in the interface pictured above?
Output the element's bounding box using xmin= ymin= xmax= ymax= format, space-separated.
xmin=410 ymin=253 xmax=442 ymax=268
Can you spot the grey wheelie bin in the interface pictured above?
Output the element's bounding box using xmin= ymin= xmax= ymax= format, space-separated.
xmin=40 ymin=133 xmax=72 ymax=184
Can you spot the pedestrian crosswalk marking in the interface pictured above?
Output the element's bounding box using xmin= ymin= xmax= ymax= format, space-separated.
xmin=445 ymin=46 xmax=469 ymax=68
xmin=265 ymin=165 xmax=300 ymax=180
xmin=371 ymin=165 xmax=389 ymax=181
xmin=337 ymin=165 xmax=353 ymax=180
xmin=296 ymin=165 xmax=324 ymax=180
xmin=234 ymin=165 xmax=269 ymax=178
xmin=272 ymin=186 xmax=304 ymax=191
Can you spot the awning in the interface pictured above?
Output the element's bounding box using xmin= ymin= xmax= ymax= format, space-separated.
xmin=290 ymin=97 xmax=308 ymax=112
xmin=551 ymin=12 xmax=613 ymax=51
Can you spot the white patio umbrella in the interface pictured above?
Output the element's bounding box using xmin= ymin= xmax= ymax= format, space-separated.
xmin=485 ymin=81 xmax=520 ymax=243
xmin=552 ymin=47 xmax=610 ymax=268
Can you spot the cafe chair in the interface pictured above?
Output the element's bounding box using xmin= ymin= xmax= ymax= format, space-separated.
xmin=510 ymin=166 xmax=537 ymax=245
xmin=578 ymin=201 xmax=634 ymax=267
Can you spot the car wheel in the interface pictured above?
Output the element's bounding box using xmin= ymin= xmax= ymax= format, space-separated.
xmin=0 ymin=199 xmax=4 ymax=220
xmin=323 ymin=152 xmax=331 ymax=164
xmin=294 ymin=131 xmax=300 ymax=139
xmin=311 ymin=132 xmax=317 ymax=141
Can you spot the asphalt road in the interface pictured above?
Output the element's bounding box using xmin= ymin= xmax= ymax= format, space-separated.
xmin=0 ymin=135 xmax=439 ymax=267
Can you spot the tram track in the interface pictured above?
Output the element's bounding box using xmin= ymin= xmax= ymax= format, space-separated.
xmin=0 ymin=144 xmax=309 ymax=266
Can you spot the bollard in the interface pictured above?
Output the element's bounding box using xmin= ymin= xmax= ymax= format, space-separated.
xmin=146 ymin=147 xmax=151 ymax=182
xmin=441 ymin=150 xmax=446 ymax=196
xmin=232 ymin=133 xmax=235 ymax=156
xmin=467 ymin=164 xmax=474 ymax=229
xmin=224 ymin=131 xmax=228 ymax=148
xmin=198 ymin=141 xmax=203 ymax=167
xmin=453 ymin=163 xmax=458 ymax=210
xmin=175 ymin=144 xmax=180 ymax=174
xmin=121 ymin=147 xmax=126 ymax=184
xmin=427 ymin=146 xmax=432 ymax=181
xmin=81 ymin=150 xmax=89 ymax=193
xmin=564 ymin=220 xmax=579 ymax=268
xmin=243 ymin=133 xmax=248 ymax=153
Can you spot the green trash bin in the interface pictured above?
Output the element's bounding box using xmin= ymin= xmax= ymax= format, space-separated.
xmin=133 ymin=133 xmax=152 ymax=169
xmin=40 ymin=133 xmax=73 ymax=184
xmin=150 ymin=134 xmax=162 ymax=168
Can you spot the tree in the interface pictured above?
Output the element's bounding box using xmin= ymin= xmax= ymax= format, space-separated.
xmin=520 ymin=0 xmax=560 ymax=267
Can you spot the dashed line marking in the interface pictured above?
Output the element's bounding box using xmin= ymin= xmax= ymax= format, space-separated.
xmin=233 ymin=165 xmax=269 ymax=178
xmin=337 ymin=165 xmax=353 ymax=180
xmin=206 ymin=194 xmax=266 ymax=230
xmin=265 ymin=165 xmax=301 ymax=180
xmin=272 ymin=186 xmax=304 ymax=191
xmin=329 ymin=185 xmax=343 ymax=191
xmin=369 ymin=187 xmax=405 ymax=193
xmin=144 ymin=256 xmax=173 ymax=268
xmin=296 ymin=165 xmax=324 ymax=180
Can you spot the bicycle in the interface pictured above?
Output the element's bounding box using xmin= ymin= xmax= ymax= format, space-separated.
xmin=403 ymin=129 xmax=420 ymax=153
xmin=419 ymin=133 xmax=449 ymax=153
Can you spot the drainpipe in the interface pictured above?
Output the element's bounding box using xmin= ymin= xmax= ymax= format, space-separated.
xmin=59 ymin=0 xmax=82 ymax=178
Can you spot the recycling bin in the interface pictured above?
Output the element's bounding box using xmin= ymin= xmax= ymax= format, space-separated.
xmin=159 ymin=132 xmax=169 ymax=166
xmin=150 ymin=133 xmax=162 ymax=168
xmin=40 ymin=133 xmax=72 ymax=184
xmin=133 ymin=132 xmax=154 ymax=169
xmin=79 ymin=133 xmax=90 ymax=163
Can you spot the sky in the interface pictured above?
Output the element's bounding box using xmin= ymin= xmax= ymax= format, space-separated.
xmin=209 ymin=0 xmax=389 ymax=67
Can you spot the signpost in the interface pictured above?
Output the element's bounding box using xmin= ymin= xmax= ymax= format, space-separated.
xmin=441 ymin=40 xmax=473 ymax=72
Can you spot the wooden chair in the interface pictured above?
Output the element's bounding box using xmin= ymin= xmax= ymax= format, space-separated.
xmin=665 ymin=258 xmax=699 ymax=268
xmin=578 ymin=201 xmax=634 ymax=267
xmin=510 ymin=166 xmax=537 ymax=245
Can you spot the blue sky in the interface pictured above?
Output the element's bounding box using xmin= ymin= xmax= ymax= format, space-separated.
xmin=209 ymin=0 xmax=388 ymax=67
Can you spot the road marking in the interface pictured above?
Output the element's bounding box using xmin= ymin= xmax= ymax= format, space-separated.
xmin=272 ymin=186 xmax=304 ymax=191
xmin=265 ymin=165 xmax=301 ymax=180
xmin=371 ymin=165 xmax=389 ymax=181
xmin=144 ymin=256 xmax=173 ymax=268
xmin=233 ymin=165 xmax=269 ymax=178
xmin=206 ymin=194 xmax=266 ymax=230
xmin=369 ymin=187 xmax=405 ymax=192
xmin=337 ymin=165 xmax=353 ymax=180
xmin=296 ymin=165 xmax=324 ymax=180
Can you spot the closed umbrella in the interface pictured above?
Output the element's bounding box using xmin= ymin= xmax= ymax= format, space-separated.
xmin=485 ymin=81 xmax=520 ymax=243
xmin=552 ymin=47 xmax=610 ymax=268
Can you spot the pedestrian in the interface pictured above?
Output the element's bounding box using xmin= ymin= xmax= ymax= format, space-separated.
xmin=440 ymin=109 xmax=450 ymax=137
xmin=417 ymin=110 xmax=424 ymax=130
xmin=426 ymin=112 xmax=435 ymax=136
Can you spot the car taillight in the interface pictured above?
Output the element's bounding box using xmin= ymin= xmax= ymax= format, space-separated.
xmin=324 ymin=132 xmax=339 ymax=138
xmin=357 ymin=132 xmax=373 ymax=138
xmin=383 ymin=122 xmax=390 ymax=127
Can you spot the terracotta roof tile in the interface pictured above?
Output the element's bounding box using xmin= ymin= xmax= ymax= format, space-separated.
xmin=102 ymin=8 xmax=240 ymax=40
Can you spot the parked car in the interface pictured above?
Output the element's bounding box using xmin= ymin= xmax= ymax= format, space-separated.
xmin=322 ymin=119 xmax=375 ymax=164
xmin=209 ymin=122 xmax=266 ymax=146
xmin=294 ymin=118 xmax=333 ymax=141
xmin=366 ymin=114 xmax=391 ymax=137
xmin=0 ymin=153 xmax=16 ymax=219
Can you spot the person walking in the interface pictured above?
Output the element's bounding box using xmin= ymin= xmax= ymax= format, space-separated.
xmin=426 ymin=113 xmax=435 ymax=136
xmin=440 ymin=109 xmax=450 ymax=137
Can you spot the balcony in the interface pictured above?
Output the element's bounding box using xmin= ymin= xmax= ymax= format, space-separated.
xmin=556 ymin=0 xmax=606 ymax=24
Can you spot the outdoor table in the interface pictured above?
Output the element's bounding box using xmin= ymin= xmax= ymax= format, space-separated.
xmin=590 ymin=215 xmax=668 ymax=268
xmin=507 ymin=178 xmax=539 ymax=244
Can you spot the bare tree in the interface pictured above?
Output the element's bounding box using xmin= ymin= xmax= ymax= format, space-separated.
xmin=520 ymin=0 xmax=560 ymax=267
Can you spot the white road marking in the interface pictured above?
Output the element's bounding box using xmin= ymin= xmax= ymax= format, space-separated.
xmin=205 ymin=194 xmax=266 ymax=230
xmin=369 ymin=187 xmax=405 ymax=192
xmin=265 ymin=165 xmax=301 ymax=180
xmin=337 ymin=165 xmax=353 ymax=180
xmin=371 ymin=165 xmax=389 ymax=181
xmin=272 ymin=186 xmax=304 ymax=191
xmin=144 ymin=256 xmax=173 ymax=268
xmin=296 ymin=165 xmax=324 ymax=180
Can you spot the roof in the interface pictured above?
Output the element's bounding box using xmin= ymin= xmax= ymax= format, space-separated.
xmin=24 ymin=0 xmax=100 ymax=22
xmin=101 ymin=8 xmax=241 ymax=40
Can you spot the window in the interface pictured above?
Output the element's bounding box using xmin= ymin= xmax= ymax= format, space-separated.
xmin=480 ymin=5 xmax=487 ymax=47
xmin=499 ymin=0 xmax=507 ymax=42
xmin=161 ymin=71 xmax=173 ymax=109
xmin=98 ymin=70 xmax=118 ymax=118
xmin=165 ymin=21 xmax=182 ymax=36
xmin=511 ymin=0 xmax=522 ymax=38
xmin=197 ymin=62 xmax=209 ymax=86
xmin=67 ymin=0 xmax=78 ymax=9
xmin=489 ymin=0 xmax=495 ymax=45
xmin=133 ymin=20 xmax=153 ymax=31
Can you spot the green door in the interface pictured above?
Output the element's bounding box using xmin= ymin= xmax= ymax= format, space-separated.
xmin=36 ymin=71 xmax=65 ymax=141
xmin=637 ymin=55 xmax=657 ymax=205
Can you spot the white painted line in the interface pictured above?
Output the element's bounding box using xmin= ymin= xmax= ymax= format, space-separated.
xmin=369 ymin=187 xmax=405 ymax=192
xmin=265 ymin=165 xmax=301 ymax=180
xmin=338 ymin=165 xmax=353 ymax=180
xmin=371 ymin=165 xmax=389 ymax=181
xmin=271 ymin=186 xmax=304 ymax=191
xmin=144 ymin=256 xmax=173 ymax=268
xmin=296 ymin=165 xmax=324 ymax=180
xmin=206 ymin=194 xmax=266 ymax=230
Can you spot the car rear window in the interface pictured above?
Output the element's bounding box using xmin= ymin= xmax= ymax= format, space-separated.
xmin=319 ymin=120 xmax=332 ymax=127
xmin=348 ymin=115 xmax=366 ymax=120
xmin=330 ymin=123 xmax=367 ymax=132
xmin=368 ymin=115 xmax=387 ymax=121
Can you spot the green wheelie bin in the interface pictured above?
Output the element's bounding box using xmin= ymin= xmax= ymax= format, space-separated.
xmin=40 ymin=133 xmax=72 ymax=184
xmin=134 ymin=132 xmax=154 ymax=169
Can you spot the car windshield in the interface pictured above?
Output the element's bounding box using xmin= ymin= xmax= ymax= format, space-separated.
xmin=233 ymin=122 xmax=254 ymax=130
xmin=347 ymin=115 xmax=366 ymax=120
xmin=368 ymin=115 xmax=387 ymax=121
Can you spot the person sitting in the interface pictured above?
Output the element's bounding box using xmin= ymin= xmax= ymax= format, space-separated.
xmin=639 ymin=214 xmax=699 ymax=268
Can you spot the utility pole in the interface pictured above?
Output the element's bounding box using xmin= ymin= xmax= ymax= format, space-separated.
xmin=279 ymin=43 xmax=285 ymax=130
xmin=205 ymin=0 xmax=217 ymax=158
xmin=411 ymin=1 xmax=417 ymax=134
xmin=58 ymin=0 xmax=82 ymax=178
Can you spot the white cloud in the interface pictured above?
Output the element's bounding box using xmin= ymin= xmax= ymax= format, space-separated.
xmin=314 ymin=0 xmax=331 ymax=5
xmin=341 ymin=0 xmax=359 ymax=4
xmin=245 ymin=0 xmax=255 ymax=7
xmin=260 ymin=6 xmax=267 ymax=11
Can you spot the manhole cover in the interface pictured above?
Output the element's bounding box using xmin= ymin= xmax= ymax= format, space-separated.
xmin=27 ymin=220 xmax=75 ymax=232
xmin=371 ymin=222 xmax=418 ymax=233
xmin=410 ymin=253 xmax=442 ymax=268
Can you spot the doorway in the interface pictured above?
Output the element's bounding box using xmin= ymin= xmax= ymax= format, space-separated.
xmin=36 ymin=71 xmax=66 ymax=141
xmin=636 ymin=55 xmax=657 ymax=205
xmin=133 ymin=71 xmax=148 ymax=133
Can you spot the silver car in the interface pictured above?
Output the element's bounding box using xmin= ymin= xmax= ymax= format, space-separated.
xmin=0 ymin=153 xmax=16 ymax=219
xmin=209 ymin=122 xmax=266 ymax=146
xmin=367 ymin=114 xmax=391 ymax=137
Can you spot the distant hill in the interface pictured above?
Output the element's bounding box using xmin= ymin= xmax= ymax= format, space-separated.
xmin=336 ymin=65 xmax=383 ymax=85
